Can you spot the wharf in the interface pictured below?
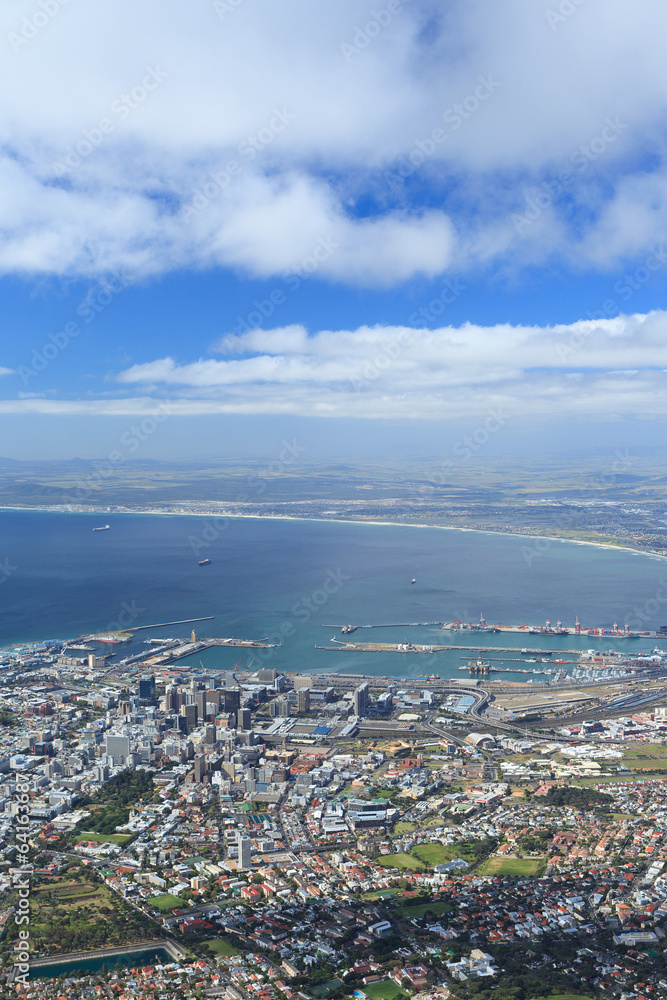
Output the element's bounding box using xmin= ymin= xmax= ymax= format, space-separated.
xmin=131 ymin=636 xmax=275 ymax=667
xmin=458 ymin=655 xmax=568 ymax=662
xmin=315 ymin=643 xmax=447 ymax=653
xmin=323 ymin=620 xmax=656 ymax=638
xmin=130 ymin=615 xmax=215 ymax=631
xmin=317 ymin=642 xmax=585 ymax=654
xmin=323 ymin=621 xmax=447 ymax=629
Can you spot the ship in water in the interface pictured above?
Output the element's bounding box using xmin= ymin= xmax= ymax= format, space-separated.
xmin=199 ymin=558 xmax=212 ymax=566
xmin=521 ymin=648 xmax=552 ymax=656
xmin=92 ymin=524 xmax=110 ymax=532
xmin=95 ymin=635 xmax=132 ymax=643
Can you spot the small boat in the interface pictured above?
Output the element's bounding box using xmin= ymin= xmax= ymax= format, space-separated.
xmin=198 ymin=558 xmax=211 ymax=566
xmin=410 ymin=578 xmax=416 ymax=585
xmin=92 ymin=524 xmax=110 ymax=532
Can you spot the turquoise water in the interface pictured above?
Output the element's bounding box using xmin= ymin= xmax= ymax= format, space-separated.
xmin=28 ymin=946 xmax=172 ymax=978
xmin=1 ymin=509 xmax=665 ymax=679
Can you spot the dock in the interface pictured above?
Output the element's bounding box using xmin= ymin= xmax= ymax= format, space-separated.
xmin=316 ymin=642 xmax=586 ymax=654
xmin=130 ymin=615 xmax=216 ymax=631
xmin=323 ymin=622 xmax=447 ymax=629
xmin=322 ymin=620 xmax=656 ymax=638
xmin=315 ymin=643 xmax=448 ymax=653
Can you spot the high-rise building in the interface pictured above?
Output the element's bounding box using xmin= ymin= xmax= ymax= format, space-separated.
xmin=165 ymin=685 xmax=179 ymax=712
xmin=354 ymin=681 xmax=369 ymax=717
xmin=181 ymin=704 xmax=198 ymax=730
xmin=297 ymin=687 xmax=310 ymax=713
xmin=105 ymin=734 xmax=130 ymax=764
xmin=238 ymin=707 xmax=251 ymax=730
xmin=194 ymin=755 xmax=206 ymax=782
xmin=205 ymin=724 xmax=217 ymax=745
xmin=222 ymin=688 xmax=240 ymax=712
xmin=139 ymin=674 xmax=156 ymax=703
xmin=206 ymin=689 xmax=221 ymax=711
xmin=238 ymin=836 xmax=252 ymax=869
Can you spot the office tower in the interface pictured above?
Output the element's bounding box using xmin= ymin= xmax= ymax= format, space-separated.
xmin=165 ymin=685 xmax=179 ymax=712
xmin=222 ymin=688 xmax=240 ymax=712
xmin=105 ymin=734 xmax=130 ymax=764
xmin=354 ymin=681 xmax=369 ymax=717
xmin=238 ymin=707 xmax=251 ymax=730
xmin=139 ymin=674 xmax=156 ymax=703
xmin=239 ymin=836 xmax=252 ymax=869
xmin=297 ymin=687 xmax=310 ymax=713
xmin=181 ymin=704 xmax=198 ymax=730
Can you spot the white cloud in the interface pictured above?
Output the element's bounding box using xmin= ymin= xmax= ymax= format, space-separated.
xmin=103 ymin=311 xmax=667 ymax=419
xmin=0 ymin=0 xmax=667 ymax=281
xmin=0 ymin=366 xmax=14 ymax=375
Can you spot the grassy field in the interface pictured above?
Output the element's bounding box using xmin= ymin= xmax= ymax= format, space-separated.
xmin=532 ymin=995 xmax=593 ymax=1000
xmin=618 ymin=759 xmax=667 ymax=771
xmin=392 ymin=816 xmax=442 ymax=834
xmin=362 ymin=980 xmax=409 ymax=1000
xmin=362 ymin=889 xmax=397 ymax=901
xmin=411 ymin=843 xmax=457 ymax=866
xmin=376 ymin=853 xmax=426 ymax=871
xmin=203 ymin=938 xmax=240 ymax=956
xmin=478 ymin=857 xmax=544 ymax=876
xmin=29 ymin=875 xmax=152 ymax=955
xmin=622 ymin=743 xmax=667 ymax=758
xmin=75 ymin=832 xmax=133 ymax=845
xmin=33 ymin=881 xmax=106 ymax=904
xmin=149 ymin=893 xmax=183 ymax=912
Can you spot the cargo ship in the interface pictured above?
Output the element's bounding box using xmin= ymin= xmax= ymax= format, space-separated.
xmin=92 ymin=524 xmax=110 ymax=532
xmin=521 ymin=648 xmax=552 ymax=656
xmin=199 ymin=558 xmax=212 ymax=566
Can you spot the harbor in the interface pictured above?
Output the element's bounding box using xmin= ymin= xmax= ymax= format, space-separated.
xmin=317 ymin=641 xmax=596 ymax=655
xmin=324 ymin=616 xmax=657 ymax=638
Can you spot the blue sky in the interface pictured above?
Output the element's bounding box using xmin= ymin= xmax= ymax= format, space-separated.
xmin=2 ymin=0 xmax=667 ymax=459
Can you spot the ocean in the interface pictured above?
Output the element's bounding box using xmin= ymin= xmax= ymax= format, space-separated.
xmin=1 ymin=509 xmax=665 ymax=680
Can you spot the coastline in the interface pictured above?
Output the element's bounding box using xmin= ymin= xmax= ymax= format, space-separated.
xmin=0 ymin=502 xmax=665 ymax=562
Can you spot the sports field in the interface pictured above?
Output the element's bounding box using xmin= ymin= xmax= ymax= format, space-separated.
xmin=477 ymin=857 xmax=543 ymax=876
xmin=149 ymin=893 xmax=183 ymax=911
xmin=362 ymin=980 xmax=408 ymax=1000
xmin=376 ymin=853 xmax=426 ymax=871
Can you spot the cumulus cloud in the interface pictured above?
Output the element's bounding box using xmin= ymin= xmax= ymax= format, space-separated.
xmin=1 ymin=0 xmax=667 ymax=282
xmin=103 ymin=312 xmax=667 ymax=419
